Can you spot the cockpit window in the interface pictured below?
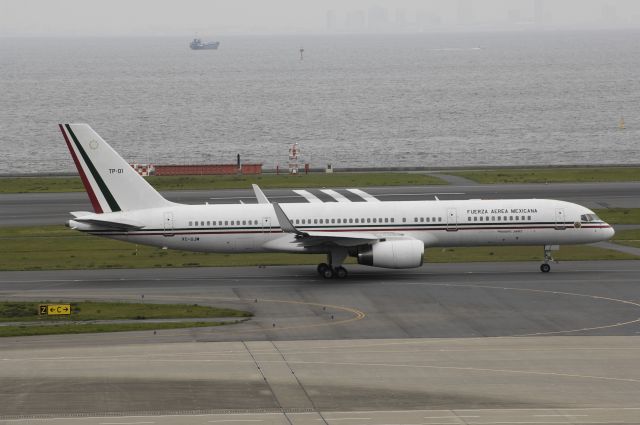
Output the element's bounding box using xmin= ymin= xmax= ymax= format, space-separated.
xmin=580 ymin=214 xmax=603 ymax=223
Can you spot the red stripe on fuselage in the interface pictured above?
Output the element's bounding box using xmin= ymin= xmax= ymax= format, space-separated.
xmin=59 ymin=124 xmax=103 ymax=213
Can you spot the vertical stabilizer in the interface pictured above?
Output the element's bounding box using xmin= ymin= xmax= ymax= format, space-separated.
xmin=60 ymin=123 xmax=172 ymax=213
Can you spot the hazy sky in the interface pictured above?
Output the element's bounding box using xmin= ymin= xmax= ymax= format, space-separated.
xmin=2 ymin=0 xmax=640 ymax=36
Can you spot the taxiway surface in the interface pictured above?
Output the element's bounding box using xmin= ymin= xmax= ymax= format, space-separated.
xmin=1 ymin=261 xmax=640 ymax=423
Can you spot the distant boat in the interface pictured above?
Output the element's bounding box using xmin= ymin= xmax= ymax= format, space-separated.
xmin=190 ymin=38 xmax=219 ymax=50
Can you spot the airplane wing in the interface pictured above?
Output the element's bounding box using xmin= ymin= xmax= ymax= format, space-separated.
xmin=272 ymin=202 xmax=387 ymax=247
xmin=252 ymin=184 xmax=270 ymax=204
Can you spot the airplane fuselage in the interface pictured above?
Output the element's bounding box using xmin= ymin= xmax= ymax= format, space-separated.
xmin=71 ymin=198 xmax=614 ymax=254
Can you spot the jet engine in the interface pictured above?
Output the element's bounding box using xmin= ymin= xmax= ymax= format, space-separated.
xmin=357 ymin=239 xmax=424 ymax=269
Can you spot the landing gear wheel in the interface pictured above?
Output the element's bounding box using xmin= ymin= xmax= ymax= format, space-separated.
xmin=335 ymin=266 xmax=348 ymax=279
xmin=317 ymin=263 xmax=330 ymax=276
xmin=322 ymin=267 xmax=335 ymax=279
xmin=540 ymin=263 xmax=551 ymax=273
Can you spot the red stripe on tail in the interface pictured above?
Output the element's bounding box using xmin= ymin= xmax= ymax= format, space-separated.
xmin=59 ymin=124 xmax=103 ymax=213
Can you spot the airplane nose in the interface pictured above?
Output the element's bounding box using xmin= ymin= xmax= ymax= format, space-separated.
xmin=605 ymin=225 xmax=615 ymax=239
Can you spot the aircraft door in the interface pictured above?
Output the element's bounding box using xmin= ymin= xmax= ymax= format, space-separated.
xmin=446 ymin=208 xmax=458 ymax=232
xmin=163 ymin=212 xmax=174 ymax=236
xmin=261 ymin=217 xmax=272 ymax=240
xmin=555 ymin=209 xmax=566 ymax=230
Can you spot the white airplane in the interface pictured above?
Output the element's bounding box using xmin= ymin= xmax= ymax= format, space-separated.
xmin=61 ymin=123 xmax=615 ymax=278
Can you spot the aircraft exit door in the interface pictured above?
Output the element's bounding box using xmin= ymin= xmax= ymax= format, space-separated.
xmin=163 ymin=212 xmax=174 ymax=236
xmin=446 ymin=208 xmax=458 ymax=232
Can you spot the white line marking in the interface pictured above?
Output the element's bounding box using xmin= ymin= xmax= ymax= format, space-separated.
xmin=533 ymin=414 xmax=588 ymax=417
xmin=374 ymin=192 xmax=466 ymax=197
xmin=99 ymin=422 xmax=155 ymax=425
xmin=320 ymin=189 xmax=351 ymax=202
xmin=207 ymin=420 xmax=263 ymax=423
xmin=424 ymin=416 xmax=480 ymax=418
xmin=347 ymin=188 xmax=381 ymax=202
xmin=293 ymin=189 xmax=323 ymax=203
xmin=318 ymin=419 xmax=372 ymax=421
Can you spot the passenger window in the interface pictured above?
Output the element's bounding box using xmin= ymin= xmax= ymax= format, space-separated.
xmin=521 ymin=216 xmax=525 ymax=221
xmin=373 ymin=218 xmax=377 ymax=223
xmin=402 ymin=218 xmax=406 ymax=223
xmin=491 ymin=216 xmax=495 ymax=221
xmin=355 ymin=218 xmax=359 ymax=223
xmin=314 ymin=219 xmax=318 ymax=224
xmin=479 ymin=216 xmax=483 ymax=221
xmin=189 ymin=221 xmax=192 ymax=226
xmin=241 ymin=220 xmax=245 ymax=225
xmin=201 ymin=221 xmax=204 ymax=226
xmin=414 ymin=217 xmax=418 ymax=223
xmin=497 ymin=216 xmax=501 ymax=221
xmin=391 ymin=218 xmax=394 ymax=223
xmin=438 ymin=217 xmax=442 ymax=222
xmin=509 ymin=216 xmax=513 ymax=221
xmin=515 ymin=216 xmax=519 ymax=221
xmin=224 ymin=221 xmax=228 ymax=225
xmin=331 ymin=219 xmax=335 ymax=224
xmin=528 ymin=216 xmax=531 ymax=221
xmin=367 ymin=218 xmax=371 ymax=223
xmin=420 ymin=217 xmax=424 ymax=223
xmin=349 ymin=218 xmax=353 ymax=223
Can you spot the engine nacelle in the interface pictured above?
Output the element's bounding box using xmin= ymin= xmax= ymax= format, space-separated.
xmin=357 ymin=239 xmax=424 ymax=269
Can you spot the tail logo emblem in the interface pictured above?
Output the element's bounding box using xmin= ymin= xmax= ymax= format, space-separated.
xmin=89 ymin=139 xmax=99 ymax=150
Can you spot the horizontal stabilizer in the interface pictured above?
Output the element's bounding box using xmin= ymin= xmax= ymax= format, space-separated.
xmin=70 ymin=211 xmax=93 ymax=218
xmin=72 ymin=214 xmax=145 ymax=230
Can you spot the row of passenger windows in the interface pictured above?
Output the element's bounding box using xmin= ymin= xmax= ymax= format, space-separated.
xmin=468 ymin=215 xmax=532 ymax=222
xmin=186 ymin=215 xmax=534 ymax=227
xmin=294 ymin=217 xmax=396 ymax=224
xmin=414 ymin=217 xmax=443 ymax=223
xmin=189 ymin=220 xmax=259 ymax=227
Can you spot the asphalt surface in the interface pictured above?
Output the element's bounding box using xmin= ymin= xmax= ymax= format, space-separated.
xmin=2 ymin=181 xmax=640 ymax=226
xmin=1 ymin=261 xmax=640 ymax=422
xmin=2 ymin=181 xmax=640 ymax=422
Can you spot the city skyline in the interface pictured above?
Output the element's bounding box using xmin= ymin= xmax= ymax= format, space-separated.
xmin=2 ymin=0 xmax=640 ymax=36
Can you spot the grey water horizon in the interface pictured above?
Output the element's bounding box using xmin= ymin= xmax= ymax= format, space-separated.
xmin=1 ymin=30 xmax=639 ymax=174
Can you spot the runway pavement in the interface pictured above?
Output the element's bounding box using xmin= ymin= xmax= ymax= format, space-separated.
xmin=1 ymin=261 xmax=640 ymax=423
xmin=2 ymin=181 xmax=640 ymax=226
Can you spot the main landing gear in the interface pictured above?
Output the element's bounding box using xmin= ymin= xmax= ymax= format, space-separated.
xmin=540 ymin=244 xmax=558 ymax=273
xmin=317 ymin=249 xmax=349 ymax=279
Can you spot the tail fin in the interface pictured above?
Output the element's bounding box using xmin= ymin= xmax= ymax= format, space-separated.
xmin=59 ymin=123 xmax=172 ymax=213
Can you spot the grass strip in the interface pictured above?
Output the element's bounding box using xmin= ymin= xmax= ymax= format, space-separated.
xmin=450 ymin=167 xmax=640 ymax=184
xmin=0 ymin=301 xmax=251 ymax=323
xmin=593 ymin=208 xmax=640 ymax=225
xmin=0 ymin=224 xmax=636 ymax=272
xmin=612 ymin=228 xmax=640 ymax=249
xmin=0 ymin=173 xmax=446 ymax=194
xmin=0 ymin=321 xmax=234 ymax=338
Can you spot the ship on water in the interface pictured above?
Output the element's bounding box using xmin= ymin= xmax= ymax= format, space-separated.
xmin=190 ymin=38 xmax=219 ymax=50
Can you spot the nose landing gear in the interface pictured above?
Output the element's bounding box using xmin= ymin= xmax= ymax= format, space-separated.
xmin=540 ymin=245 xmax=558 ymax=273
